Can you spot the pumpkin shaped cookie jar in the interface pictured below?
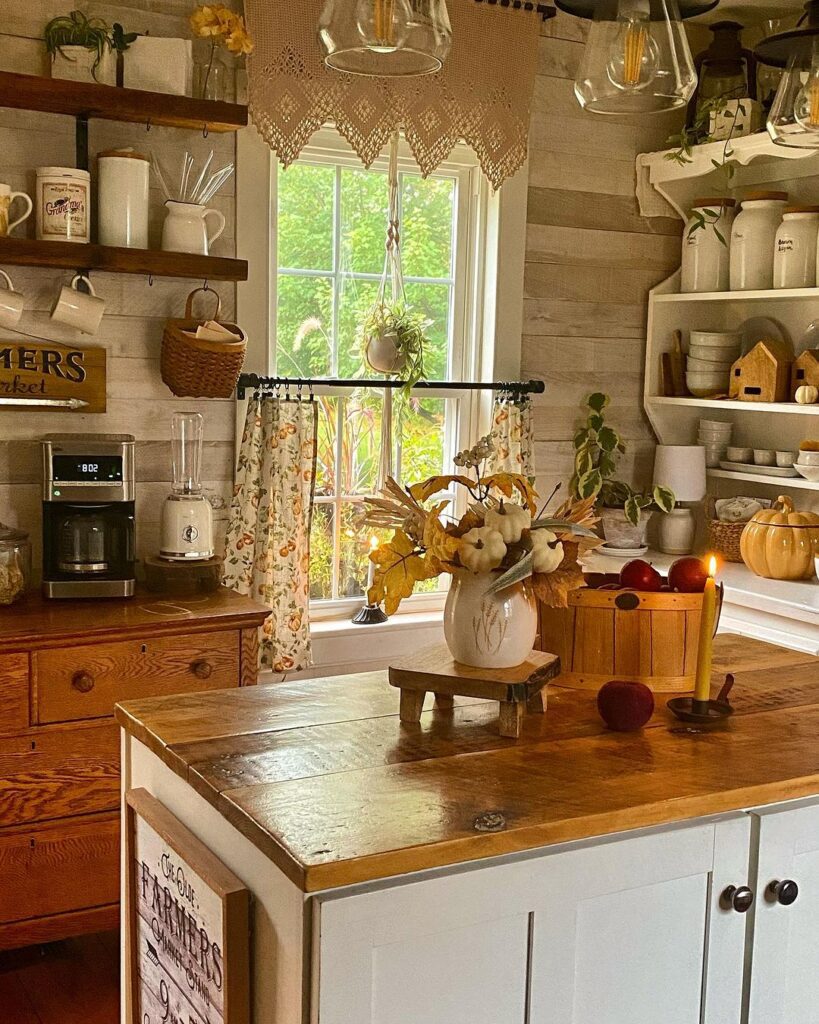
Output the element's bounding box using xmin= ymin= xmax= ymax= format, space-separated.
xmin=740 ymin=495 xmax=819 ymax=580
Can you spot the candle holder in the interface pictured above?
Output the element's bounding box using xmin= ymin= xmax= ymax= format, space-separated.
xmin=352 ymin=603 xmax=389 ymax=625
xmin=667 ymin=674 xmax=735 ymax=724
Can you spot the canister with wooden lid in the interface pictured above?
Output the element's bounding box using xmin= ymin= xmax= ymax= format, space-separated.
xmin=773 ymin=205 xmax=819 ymax=289
xmin=98 ymin=149 xmax=150 ymax=249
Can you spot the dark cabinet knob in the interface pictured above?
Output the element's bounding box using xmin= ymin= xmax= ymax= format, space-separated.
xmin=767 ymin=879 xmax=799 ymax=906
xmin=71 ymin=670 xmax=95 ymax=693
xmin=720 ymin=885 xmax=755 ymax=913
xmin=191 ymin=660 xmax=213 ymax=680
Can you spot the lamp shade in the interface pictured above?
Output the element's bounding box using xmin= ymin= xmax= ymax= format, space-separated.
xmin=653 ymin=445 xmax=707 ymax=503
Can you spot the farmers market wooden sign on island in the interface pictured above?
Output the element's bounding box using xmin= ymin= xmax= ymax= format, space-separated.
xmin=0 ymin=339 xmax=106 ymax=412
xmin=125 ymin=789 xmax=250 ymax=1024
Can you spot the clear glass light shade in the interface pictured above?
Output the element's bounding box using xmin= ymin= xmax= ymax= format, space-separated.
xmin=767 ymin=49 xmax=819 ymax=148
xmin=319 ymin=0 xmax=452 ymax=76
xmin=574 ymin=0 xmax=697 ymax=114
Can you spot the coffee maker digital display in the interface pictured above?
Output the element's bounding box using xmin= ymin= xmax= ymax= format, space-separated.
xmin=41 ymin=435 xmax=136 ymax=599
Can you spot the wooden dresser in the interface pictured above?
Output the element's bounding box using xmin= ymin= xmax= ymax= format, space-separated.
xmin=0 ymin=587 xmax=268 ymax=951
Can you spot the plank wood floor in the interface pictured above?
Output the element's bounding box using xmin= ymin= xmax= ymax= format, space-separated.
xmin=0 ymin=931 xmax=119 ymax=1024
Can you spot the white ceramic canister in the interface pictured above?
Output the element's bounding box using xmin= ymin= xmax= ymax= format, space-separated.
xmin=729 ymin=191 xmax=788 ymax=291
xmin=97 ymin=149 xmax=150 ymax=249
xmin=35 ymin=167 xmax=91 ymax=243
xmin=773 ymin=206 xmax=819 ymax=289
xmin=680 ymin=196 xmax=736 ymax=293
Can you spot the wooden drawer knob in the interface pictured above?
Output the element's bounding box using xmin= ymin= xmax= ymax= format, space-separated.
xmin=71 ymin=670 xmax=95 ymax=694
xmin=191 ymin=659 xmax=213 ymax=680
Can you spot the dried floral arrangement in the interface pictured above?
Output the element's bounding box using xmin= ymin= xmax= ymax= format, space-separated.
xmin=190 ymin=4 xmax=253 ymax=96
xmin=362 ymin=436 xmax=601 ymax=615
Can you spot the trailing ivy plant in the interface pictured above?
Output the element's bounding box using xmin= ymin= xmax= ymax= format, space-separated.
xmin=44 ymin=11 xmax=112 ymax=80
xmin=570 ymin=393 xmax=675 ymax=526
xmin=359 ymin=301 xmax=430 ymax=398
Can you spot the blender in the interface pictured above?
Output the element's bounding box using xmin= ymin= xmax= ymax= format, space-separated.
xmin=159 ymin=412 xmax=214 ymax=561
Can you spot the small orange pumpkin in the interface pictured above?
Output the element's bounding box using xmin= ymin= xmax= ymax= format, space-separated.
xmin=740 ymin=495 xmax=819 ymax=580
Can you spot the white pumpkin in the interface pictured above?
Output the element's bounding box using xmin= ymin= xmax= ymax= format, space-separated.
xmin=795 ymin=384 xmax=819 ymax=405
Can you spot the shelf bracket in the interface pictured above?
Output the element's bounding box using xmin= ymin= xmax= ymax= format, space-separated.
xmin=75 ymin=115 xmax=89 ymax=172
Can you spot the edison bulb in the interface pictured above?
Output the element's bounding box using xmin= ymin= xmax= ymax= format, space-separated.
xmin=356 ymin=0 xmax=411 ymax=53
xmin=793 ymin=59 xmax=819 ymax=133
xmin=606 ymin=13 xmax=660 ymax=92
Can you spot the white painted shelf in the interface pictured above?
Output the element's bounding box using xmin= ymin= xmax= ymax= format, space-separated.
xmin=707 ymin=468 xmax=819 ymax=491
xmin=654 ymin=287 xmax=819 ymax=304
xmin=648 ymin=396 xmax=819 ymax=416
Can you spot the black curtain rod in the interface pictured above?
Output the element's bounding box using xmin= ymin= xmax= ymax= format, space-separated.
xmin=237 ymin=375 xmax=545 ymax=400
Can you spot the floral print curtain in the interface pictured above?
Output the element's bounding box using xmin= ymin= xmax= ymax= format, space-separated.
xmin=223 ymin=396 xmax=318 ymax=674
xmin=488 ymin=393 xmax=535 ymax=484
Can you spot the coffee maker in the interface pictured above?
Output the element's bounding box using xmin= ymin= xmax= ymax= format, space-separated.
xmin=41 ymin=434 xmax=136 ymax=598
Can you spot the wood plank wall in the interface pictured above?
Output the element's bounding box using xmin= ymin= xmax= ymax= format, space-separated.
xmin=525 ymin=12 xmax=685 ymax=502
xmin=0 ymin=1 xmax=239 ymax=574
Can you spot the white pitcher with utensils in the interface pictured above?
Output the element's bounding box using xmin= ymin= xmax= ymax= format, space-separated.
xmin=161 ymin=201 xmax=226 ymax=255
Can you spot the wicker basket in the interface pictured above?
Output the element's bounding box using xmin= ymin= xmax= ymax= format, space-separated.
xmin=161 ymin=287 xmax=247 ymax=399
xmin=706 ymin=497 xmax=746 ymax=563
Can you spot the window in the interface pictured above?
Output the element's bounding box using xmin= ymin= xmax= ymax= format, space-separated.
xmin=270 ymin=136 xmax=483 ymax=611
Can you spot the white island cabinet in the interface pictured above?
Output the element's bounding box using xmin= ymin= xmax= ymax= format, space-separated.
xmin=118 ymin=635 xmax=819 ymax=1024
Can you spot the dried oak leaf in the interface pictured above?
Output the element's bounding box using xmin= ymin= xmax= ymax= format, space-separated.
xmin=367 ymin=529 xmax=439 ymax=615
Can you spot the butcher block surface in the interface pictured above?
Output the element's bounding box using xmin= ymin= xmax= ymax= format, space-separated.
xmin=116 ymin=635 xmax=819 ymax=893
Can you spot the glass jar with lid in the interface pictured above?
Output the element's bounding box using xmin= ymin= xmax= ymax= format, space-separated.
xmin=730 ymin=191 xmax=788 ymax=291
xmin=774 ymin=205 xmax=819 ymax=288
xmin=0 ymin=522 xmax=31 ymax=605
xmin=681 ymin=196 xmax=736 ymax=292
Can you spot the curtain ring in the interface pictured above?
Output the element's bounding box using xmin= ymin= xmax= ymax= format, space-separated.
xmin=308 ymin=380 xmax=315 ymax=401
xmin=284 ymin=380 xmax=291 ymax=402
xmin=297 ymin=382 xmax=304 ymax=402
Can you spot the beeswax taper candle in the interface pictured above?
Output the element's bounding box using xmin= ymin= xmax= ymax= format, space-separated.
xmin=693 ymin=556 xmax=718 ymax=703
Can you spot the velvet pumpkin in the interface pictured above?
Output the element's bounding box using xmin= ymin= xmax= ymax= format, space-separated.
xmin=740 ymin=495 xmax=819 ymax=580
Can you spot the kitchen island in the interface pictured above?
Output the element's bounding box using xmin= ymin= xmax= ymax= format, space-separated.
xmin=118 ymin=635 xmax=819 ymax=1024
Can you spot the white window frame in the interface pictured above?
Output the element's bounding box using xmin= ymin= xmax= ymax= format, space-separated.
xmin=236 ymin=125 xmax=527 ymax=624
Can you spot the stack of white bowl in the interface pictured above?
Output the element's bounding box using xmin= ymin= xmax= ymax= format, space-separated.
xmin=686 ymin=330 xmax=743 ymax=397
xmin=794 ymin=448 xmax=819 ymax=482
xmin=698 ymin=418 xmax=732 ymax=467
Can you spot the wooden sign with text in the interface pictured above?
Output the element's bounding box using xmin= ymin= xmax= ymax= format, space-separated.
xmin=126 ymin=789 xmax=250 ymax=1024
xmin=0 ymin=339 xmax=106 ymax=412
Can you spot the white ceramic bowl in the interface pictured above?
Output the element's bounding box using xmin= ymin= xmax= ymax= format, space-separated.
xmin=698 ymin=428 xmax=733 ymax=441
xmin=689 ymin=330 xmax=743 ymax=348
xmin=753 ymin=449 xmax=775 ymax=466
xmin=795 ymin=463 xmax=819 ymax=482
xmin=688 ymin=346 xmax=740 ymax=364
xmin=727 ymin=446 xmax=753 ymax=463
xmin=688 ymin=356 xmax=734 ymax=373
xmin=687 ymin=371 xmax=728 ymax=396
xmin=776 ymin=450 xmax=797 ymax=467
xmin=797 ymin=449 xmax=819 ymax=466
xmin=700 ymin=419 xmax=732 ymax=432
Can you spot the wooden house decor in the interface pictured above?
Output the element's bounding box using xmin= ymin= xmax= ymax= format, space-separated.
xmin=728 ymin=339 xmax=792 ymax=404
xmin=791 ymin=349 xmax=819 ymax=399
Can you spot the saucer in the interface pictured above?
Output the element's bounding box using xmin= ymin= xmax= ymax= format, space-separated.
xmin=598 ymin=543 xmax=649 ymax=558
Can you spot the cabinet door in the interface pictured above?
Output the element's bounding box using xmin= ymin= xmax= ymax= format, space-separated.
xmin=528 ymin=817 xmax=751 ymax=1024
xmin=748 ymin=800 xmax=819 ymax=1024
xmin=317 ymin=864 xmax=531 ymax=1024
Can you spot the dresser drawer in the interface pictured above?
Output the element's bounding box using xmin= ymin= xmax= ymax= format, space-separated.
xmin=34 ymin=630 xmax=240 ymax=724
xmin=0 ymin=654 xmax=29 ymax=736
xmin=0 ymin=813 xmax=119 ymax=924
xmin=0 ymin=723 xmax=119 ymax=827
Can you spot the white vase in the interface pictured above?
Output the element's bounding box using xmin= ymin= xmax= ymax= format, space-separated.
xmin=161 ymin=201 xmax=226 ymax=255
xmin=599 ymin=508 xmax=650 ymax=549
xmin=443 ymin=571 xmax=537 ymax=669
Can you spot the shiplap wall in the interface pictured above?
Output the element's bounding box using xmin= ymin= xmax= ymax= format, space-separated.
xmin=525 ymin=12 xmax=686 ymax=502
xmin=0 ymin=1 xmax=238 ymax=574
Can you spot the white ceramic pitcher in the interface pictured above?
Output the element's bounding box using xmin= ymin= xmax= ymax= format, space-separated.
xmin=161 ymin=200 xmax=226 ymax=255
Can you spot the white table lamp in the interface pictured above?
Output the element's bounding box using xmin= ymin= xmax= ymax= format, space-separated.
xmin=653 ymin=445 xmax=707 ymax=555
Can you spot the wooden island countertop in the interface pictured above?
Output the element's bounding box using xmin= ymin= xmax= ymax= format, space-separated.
xmin=116 ymin=634 xmax=819 ymax=893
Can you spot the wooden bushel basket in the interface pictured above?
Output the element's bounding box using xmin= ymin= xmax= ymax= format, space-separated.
xmin=538 ymin=580 xmax=717 ymax=693
xmin=161 ymin=287 xmax=247 ymax=399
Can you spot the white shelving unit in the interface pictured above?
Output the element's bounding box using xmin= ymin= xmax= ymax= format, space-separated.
xmin=707 ymin=468 xmax=818 ymax=492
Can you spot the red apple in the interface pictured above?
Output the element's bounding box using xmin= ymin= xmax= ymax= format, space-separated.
xmin=597 ymin=680 xmax=655 ymax=732
xmin=668 ymin=557 xmax=708 ymax=593
xmin=619 ymin=559 xmax=663 ymax=592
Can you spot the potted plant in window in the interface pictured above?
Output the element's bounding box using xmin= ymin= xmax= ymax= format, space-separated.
xmin=44 ymin=10 xmax=116 ymax=85
xmin=360 ymin=301 xmax=429 ymax=396
xmin=571 ymin=393 xmax=675 ymax=549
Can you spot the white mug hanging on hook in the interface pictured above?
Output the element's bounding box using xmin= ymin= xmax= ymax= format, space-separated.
xmin=51 ymin=274 xmax=105 ymax=335
xmin=0 ymin=270 xmax=25 ymax=329
xmin=161 ymin=201 xmax=226 ymax=255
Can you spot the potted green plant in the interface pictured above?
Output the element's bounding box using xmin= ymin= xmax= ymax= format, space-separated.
xmin=44 ymin=10 xmax=116 ymax=85
xmin=571 ymin=393 xmax=675 ymax=549
xmin=360 ymin=301 xmax=430 ymax=397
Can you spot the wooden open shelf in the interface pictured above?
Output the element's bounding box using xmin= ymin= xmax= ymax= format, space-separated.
xmin=0 ymin=237 xmax=248 ymax=282
xmin=0 ymin=70 xmax=247 ymax=133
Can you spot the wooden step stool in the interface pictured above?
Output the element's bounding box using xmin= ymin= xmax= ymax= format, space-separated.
xmin=389 ymin=645 xmax=561 ymax=738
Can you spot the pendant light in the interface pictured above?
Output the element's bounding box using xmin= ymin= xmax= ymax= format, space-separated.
xmin=555 ymin=0 xmax=717 ymax=115
xmin=755 ymin=1 xmax=819 ymax=148
xmin=318 ymin=0 xmax=453 ymax=76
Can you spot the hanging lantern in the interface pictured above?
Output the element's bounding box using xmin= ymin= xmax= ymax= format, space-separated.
xmin=755 ymin=1 xmax=819 ymax=148
xmin=555 ymin=0 xmax=716 ymax=114
xmin=319 ymin=0 xmax=453 ymax=76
